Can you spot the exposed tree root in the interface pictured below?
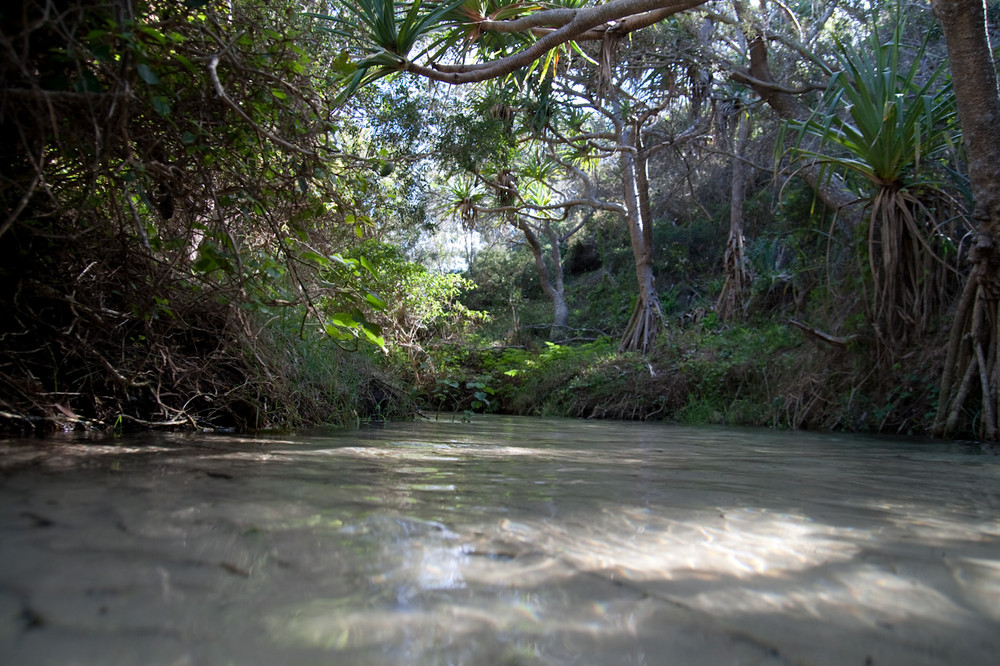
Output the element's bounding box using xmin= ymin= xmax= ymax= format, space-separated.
xmin=619 ymin=291 xmax=663 ymax=354
xmin=867 ymin=188 xmax=965 ymax=359
xmin=934 ymin=234 xmax=1000 ymax=440
xmin=717 ymin=232 xmax=752 ymax=322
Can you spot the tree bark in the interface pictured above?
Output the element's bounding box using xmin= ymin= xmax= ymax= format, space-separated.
xmin=931 ymin=1 xmax=1000 ymax=233
xmin=930 ymin=0 xmax=1000 ymax=439
xmin=616 ymin=104 xmax=664 ymax=353
xmin=515 ymin=217 xmax=570 ymax=339
xmin=733 ymin=35 xmax=863 ymax=227
xmin=717 ymin=105 xmax=752 ymax=321
xmin=541 ymin=220 xmax=570 ymax=339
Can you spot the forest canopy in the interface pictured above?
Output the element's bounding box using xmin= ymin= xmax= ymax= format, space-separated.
xmin=2 ymin=0 xmax=1000 ymax=440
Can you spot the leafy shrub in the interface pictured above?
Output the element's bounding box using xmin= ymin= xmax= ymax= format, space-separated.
xmin=342 ymin=241 xmax=487 ymax=346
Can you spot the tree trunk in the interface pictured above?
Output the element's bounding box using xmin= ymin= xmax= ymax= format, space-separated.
xmin=541 ymin=220 xmax=570 ymax=339
xmin=717 ymin=106 xmax=752 ymax=320
xmin=614 ymin=101 xmax=663 ymax=353
xmin=619 ymin=127 xmax=663 ymax=353
xmin=515 ymin=217 xmax=570 ymax=340
xmin=735 ymin=34 xmax=864 ymax=228
xmin=930 ymin=0 xmax=1000 ymax=439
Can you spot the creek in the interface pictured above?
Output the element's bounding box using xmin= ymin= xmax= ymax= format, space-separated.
xmin=1 ymin=416 xmax=998 ymax=665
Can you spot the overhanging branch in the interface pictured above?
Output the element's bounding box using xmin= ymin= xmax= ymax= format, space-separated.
xmin=406 ymin=0 xmax=708 ymax=84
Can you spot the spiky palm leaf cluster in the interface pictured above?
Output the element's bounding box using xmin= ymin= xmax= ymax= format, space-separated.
xmin=783 ymin=15 xmax=966 ymax=350
xmin=310 ymin=0 xmax=468 ymax=101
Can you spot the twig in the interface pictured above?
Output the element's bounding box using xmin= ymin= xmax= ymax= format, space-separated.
xmin=207 ymin=56 xmax=315 ymax=157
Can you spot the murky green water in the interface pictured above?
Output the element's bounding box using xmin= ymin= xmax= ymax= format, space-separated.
xmin=1 ymin=416 xmax=998 ymax=665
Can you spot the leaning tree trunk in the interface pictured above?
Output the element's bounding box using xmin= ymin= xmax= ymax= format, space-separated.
xmin=515 ymin=217 xmax=569 ymax=340
xmin=930 ymin=0 xmax=1000 ymax=440
xmin=717 ymin=105 xmax=752 ymax=321
xmin=734 ymin=34 xmax=864 ymax=229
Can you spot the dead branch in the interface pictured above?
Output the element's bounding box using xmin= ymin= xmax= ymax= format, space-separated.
xmin=789 ymin=319 xmax=859 ymax=348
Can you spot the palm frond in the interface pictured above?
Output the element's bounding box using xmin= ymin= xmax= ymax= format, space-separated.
xmin=312 ymin=1 xmax=469 ymax=103
xmin=443 ymin=175 xmax=487 ymax=229
xmin=778 ymin=8 xmax=966 ymax=353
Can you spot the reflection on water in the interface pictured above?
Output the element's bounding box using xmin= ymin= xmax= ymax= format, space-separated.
xmin=1 ymin=416 xmax=998 ymax=665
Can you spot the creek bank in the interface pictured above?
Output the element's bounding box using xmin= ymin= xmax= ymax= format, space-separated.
xmin=413 ymin=319 xmax=944 ymax=436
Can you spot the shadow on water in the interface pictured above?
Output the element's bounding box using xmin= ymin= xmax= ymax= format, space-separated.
xmin=0 ymin=416 xmax=998 ymax=665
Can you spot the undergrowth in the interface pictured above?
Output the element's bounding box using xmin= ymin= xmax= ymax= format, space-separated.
xmin=410 ymin=308 xmax=944 ymax=435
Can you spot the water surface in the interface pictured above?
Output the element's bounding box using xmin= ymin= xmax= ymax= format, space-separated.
xmin=1 ymin=416 xmax=998 ymax=664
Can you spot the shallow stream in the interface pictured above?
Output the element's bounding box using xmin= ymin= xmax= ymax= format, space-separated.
xmin=1 ymin=416 xmax=998 ymax=665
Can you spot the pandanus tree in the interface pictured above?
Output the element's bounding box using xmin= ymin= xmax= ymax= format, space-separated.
xmin=574 ymin=66 xmax=670 ymax=353
xmin=715 ymin=92 xmax=754 ymax=321
xmin=439 ymin=108 xmax=616 ymax=340
xmin=782 ymin=16 xmax=965 ymax=352
xmin=929 ymin=0 xmax=1000 ymax=440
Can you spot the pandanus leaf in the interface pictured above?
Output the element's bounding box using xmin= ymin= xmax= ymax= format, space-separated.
xmin=783 ymin=14 xmax=955 ymax=189
xmin=312 ymin=1 xmax=469 ymax=103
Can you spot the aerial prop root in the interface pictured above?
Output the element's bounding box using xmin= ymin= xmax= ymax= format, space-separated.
xmin=936 ymin=262 xmax=1000 ymax=440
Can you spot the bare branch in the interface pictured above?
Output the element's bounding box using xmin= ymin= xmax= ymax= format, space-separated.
xmin=405 ymin=0 xmax=708 ymax=84
xmin=208 ymin=56 xmax=316 ymax=157
xmin=729 ymin=70 xmax=824 ymax=95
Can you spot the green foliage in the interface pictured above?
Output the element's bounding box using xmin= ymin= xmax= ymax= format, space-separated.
xmin=338 ymin=77 xmax=438 ymax=246
xmin=566 ymin=273 xmax=631 ymax=331
xmin=246 ymin=309 xmax=410 ymax=427
xmin=862 ymin=368 xmax=940 ymax=435
xmin=309 ymin=0 xmax=468 ymax=102
xmin=0 ymin=0 xmax=409 ymax=430
xmin=479 ymin=338 xmax=616 ymax=414
xmin=637 ymin=322 xmax=799 ymax=426
xmin=435 ymin=88 xmax=520 ymax=175
xmin=656 ymin=218 xmax=722 ymax=281
xmin=463 ymin=245 xmax=539 ymax=309
xmin=428 ymin=373 xmax=495 ymax=420
xmin=783 ymin=16 xmax=957 ymax=189
xmin=346 ymin=241 xmax=487 ymax=346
